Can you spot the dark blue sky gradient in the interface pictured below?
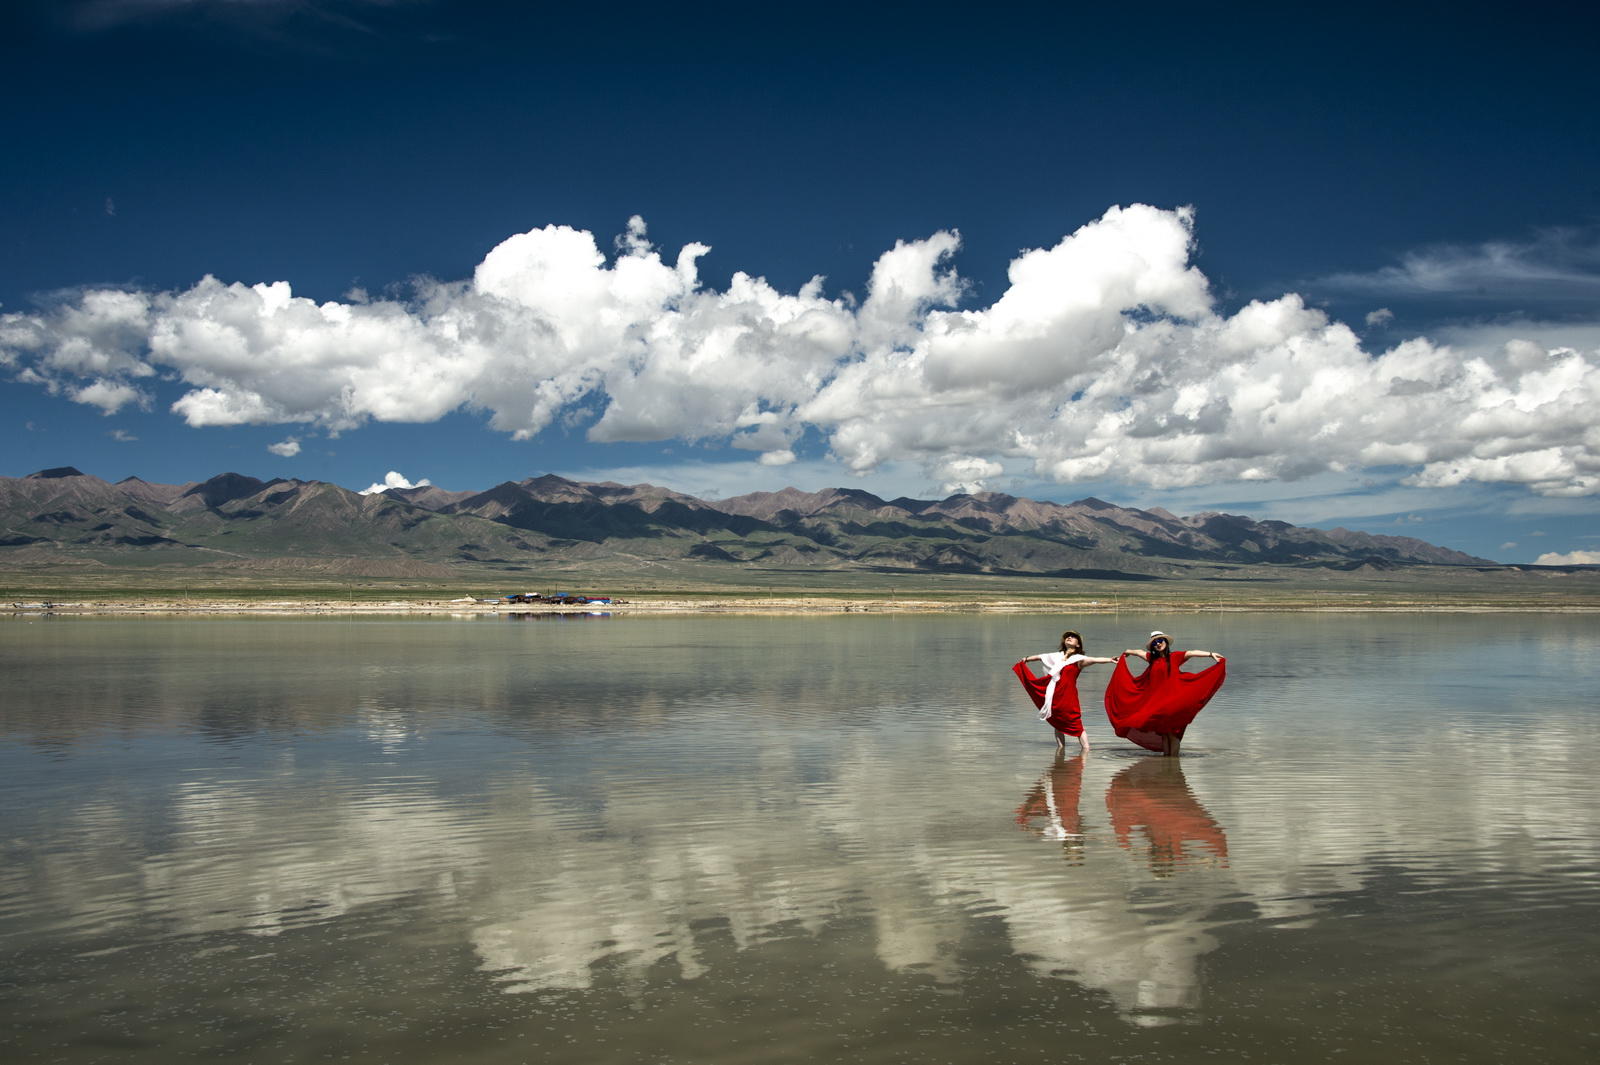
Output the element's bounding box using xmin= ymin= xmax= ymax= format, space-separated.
xmin=7 ymin=2 xmax=1594 ymax=310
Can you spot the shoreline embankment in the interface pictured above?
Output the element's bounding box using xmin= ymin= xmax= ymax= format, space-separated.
xmin=8 ymin=596 xmax=1599 ymax=616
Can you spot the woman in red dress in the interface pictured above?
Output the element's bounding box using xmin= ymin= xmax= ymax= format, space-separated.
xmin=1104 ymin=631 xmax=1225 ymax=757
xmin=1014 ymin=630 xmax=1116 ymax=753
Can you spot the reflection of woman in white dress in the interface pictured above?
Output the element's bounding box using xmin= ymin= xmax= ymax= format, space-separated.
xmin=1015 ymin=751 xmax=1088 ymax=855
xmin=1014 ymin=630 xmax=1115 ymax=752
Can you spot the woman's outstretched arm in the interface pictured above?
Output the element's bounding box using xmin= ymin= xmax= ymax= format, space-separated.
xmin=1183 ymin=650 xmax=1224 ymax=660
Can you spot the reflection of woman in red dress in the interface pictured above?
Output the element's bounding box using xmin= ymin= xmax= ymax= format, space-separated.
xmin=1105 ymin=759 xmax=1228 ymax=871
xmin=1105 ymin=631 xmax=1225 ymax=757
xmin=1014 ymin=630 xmax=1116 ymax=752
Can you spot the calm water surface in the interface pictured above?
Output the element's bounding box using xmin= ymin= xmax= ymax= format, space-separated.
xmin=2 ymin=612 xmax=1597 ymax=1064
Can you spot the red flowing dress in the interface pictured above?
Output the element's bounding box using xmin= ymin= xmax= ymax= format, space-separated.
xmin=1013 ymin=656 xmax=1087 ymax=737
xmin=1103 ymin=651 xmax=1226 ymax=751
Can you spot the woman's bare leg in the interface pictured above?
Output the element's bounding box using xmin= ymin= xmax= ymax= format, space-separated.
xmin=1054 ymin=729 xmax=1067 ymax=749
xmin=1161 ymin=733 xmax=1180 ymax=757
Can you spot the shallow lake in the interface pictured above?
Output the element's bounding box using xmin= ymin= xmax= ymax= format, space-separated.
xmin=2 ymin=611 xmax=1598 ymax=1064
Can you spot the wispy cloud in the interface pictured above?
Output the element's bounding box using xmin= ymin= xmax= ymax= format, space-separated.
xmin=64 ymin=0 xmax=426 ymax=35
xmin=1429 ymin=319 xmax=1600 ymax=359
xmin=5 ymin=207 xmax=1599 ymax=497
xmin=1315 ymin=227 xmax=1600 ymax=306
xmin=1111 ymin=472 xmax=1491 ymax=529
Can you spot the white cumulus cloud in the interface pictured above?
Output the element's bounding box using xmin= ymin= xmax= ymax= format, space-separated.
xmin=5 ymin=206 xmax=1600 ymax=497
xmin=1533 ymin=550 xmax=1600 ymax=565
xmin=933 ymin=455 xmax=1004 ymax=495
xmin=72 ymin=378 xmax=146 ymax=413
xmin=360 ymin=471 xmax=431 ymax=495
xmin=268 ymin=437 xmax=301 ymax=457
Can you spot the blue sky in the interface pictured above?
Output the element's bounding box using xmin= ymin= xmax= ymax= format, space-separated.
xmin=2 ymin=0 xmax=1597 ymax=563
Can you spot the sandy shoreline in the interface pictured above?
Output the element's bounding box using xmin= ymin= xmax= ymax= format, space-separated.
xmin=8 ymin=596 xmax=1599 ymax=616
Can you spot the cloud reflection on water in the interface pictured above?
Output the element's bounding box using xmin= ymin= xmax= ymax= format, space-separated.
xmin=0 ymin=731 xmax=1450 ymax=1028
xmin=4 ymin=614 xmax=1599 ymax=1035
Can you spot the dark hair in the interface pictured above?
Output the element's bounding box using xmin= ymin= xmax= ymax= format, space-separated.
xmin=1146 ymin=633 xmax=1171 ymax=661
xmin=1059 ymin=630 xmax=1085 ymax=654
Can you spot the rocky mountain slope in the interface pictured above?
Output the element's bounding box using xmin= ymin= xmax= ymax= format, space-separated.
xmin=0 ymin=467 xmax=1493 ymax=577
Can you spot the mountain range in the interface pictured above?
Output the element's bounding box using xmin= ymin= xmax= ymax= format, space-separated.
xmin=0 ymin=466 xmax=1494 ymax=580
